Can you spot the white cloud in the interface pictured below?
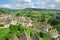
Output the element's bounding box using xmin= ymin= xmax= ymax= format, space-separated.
xmin=23 ymin=0 xmax=31 ymax=2
xmin=49 ymin=4 xmax=55 ymax=8
xmin=38 ymin=1 xmax=46 ymax=5
xmin=53 ymin=0 xmax=60 ymax=3
xmin=0 ymin=4 xmax=21 ymax=9
xmin=0 ymin=0 xmax=60 ymax=9
xmin=35 ymin=0 xmax=60 ymax=9
xmin=10 ymin=0 xmax=32 ymax=9
xmin=0 ymin=4 xmax=11 ymax=8
xmin=11 ymin=0 xmax=31 ymax=3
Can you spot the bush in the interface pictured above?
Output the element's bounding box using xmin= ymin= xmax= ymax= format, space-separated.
xmin=39 ymin=32 xmax=45 ymax=38
xmin=9 ymin=24 xmax=37 ymax=37
xmin=48 ymin=18 xmax=59 ymax=26
xmin=54 ymin=24 xmax=60 ymax=34
xmin=0 ymin=24 xmax=4 ymax=27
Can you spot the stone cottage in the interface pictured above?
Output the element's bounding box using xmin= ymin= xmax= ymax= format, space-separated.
xmin=19 ymin=31 xmax=31 ymax=40
xmin=48 ymin=29 xmax=59 ymax=40
xmin=31 ymin=33 xmax=42 ymax=40
xmin=10 ymin=31 xmax=42 ymax=40
xmin=10 ymin=35 xmax=19 ymax=40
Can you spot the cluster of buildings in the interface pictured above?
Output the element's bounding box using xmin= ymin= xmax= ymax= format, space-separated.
xmin=0 ymin=14 xmax=60 ymax=40
xmin=10 ymin=31 xmax=42 ymax=40
xmin=0 ymin=14 xmax=32 ymax=27
xmin=10 ymin=30 xmax=60 ymax=40
xmin=47 ymin=29 xmax=60 ymax=40
xmin=33 ymin=21 xmax=60 ymax=40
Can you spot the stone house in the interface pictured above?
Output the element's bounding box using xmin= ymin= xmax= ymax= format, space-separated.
xmin=0 ymin=14 xmax=13 ymax=24
xmin=19 ymin=31 xmax=31 ymax=40
xmin=10 ymin=31 xmax=42 ymax=40
xmin=0 ymin=14 xmax=32 ymax=27
xmin=33 ymin=22 xmax=49 ymax=32
xmin=16 ymin=17 xmax=32 ymax=27
xmin=31 ymin=33 xmax=42 ymax=40
xmin=10 ymin=35 xmax=19 ymax=40
xmin=47 ymin=29 xmax=59 ymax=39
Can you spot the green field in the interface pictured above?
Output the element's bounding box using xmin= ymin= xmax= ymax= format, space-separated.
xmin=0 ymin=28 xmax=9 ymax=40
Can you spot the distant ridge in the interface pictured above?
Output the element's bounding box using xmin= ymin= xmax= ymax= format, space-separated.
xmin=23 ymin=8 xmax=60 ymax=11
xmin=0 ymin=8 xmax=60 ymax=11
xmin=0 ymin=8 xmax=60 ymax=14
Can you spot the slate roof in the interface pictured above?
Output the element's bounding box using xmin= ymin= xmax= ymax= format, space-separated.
xmin=31 ymin=33 xmax=42 ymax=40
xmin=10 ymin=34 xmax=19 ymax=40
xmin=10 ymin=31 xmax=42 ymax=40
xmin=19 ymin=31 xmax=31 ymax=40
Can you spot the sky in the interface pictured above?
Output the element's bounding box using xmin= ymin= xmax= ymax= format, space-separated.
xmin=0 ymin=0 xmax=60 ymax=9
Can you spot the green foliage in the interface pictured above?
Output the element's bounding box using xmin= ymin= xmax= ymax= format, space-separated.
xmin=9 ymin=24 xmax=24 ymax=36
xmin=15 ymin=13 xmax=20 ymax=16
xmin=9 ymin=24 xmax=37 ymax=36
xmin=25 ymin=28 xmax=36 ymax=36
xmin=0 ymin=28 xmax=9 ymax=40
xmin=39 ymin=31 xmax=45 ymax=38
xmin=54 ymin=24 xmax=60 ymax=34
xmin=0 ymin=24 xmax=4 ymax=27
xmin=0 ymin=8 xmax=60 ymax=40
xmin=38 ymin=31 xmax=51 ymax=40
xmin=56 ymin=16 xmax=60 ymax=20
xmin=48 ymin=18 xmax=59 ymax=26
xmin=0 ymin=9 xmax=8 ymax=14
